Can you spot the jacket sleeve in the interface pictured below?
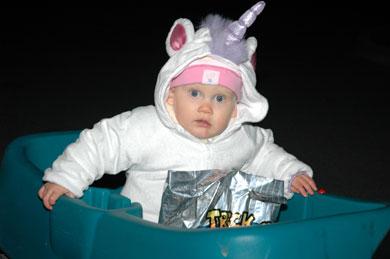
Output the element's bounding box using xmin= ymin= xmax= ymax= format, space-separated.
xmin=241 ymin=127 xmax=313 ymax=199
xmin=43 ymin=111 xmax=134 ymax=198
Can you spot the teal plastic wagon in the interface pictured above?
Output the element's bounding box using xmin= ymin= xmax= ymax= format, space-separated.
xmin=0 ymin=131 xmax=389 ymax=258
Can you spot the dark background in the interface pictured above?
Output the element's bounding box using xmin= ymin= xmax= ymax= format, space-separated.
xmin=1 ymin=2 xmax=389 ymax=257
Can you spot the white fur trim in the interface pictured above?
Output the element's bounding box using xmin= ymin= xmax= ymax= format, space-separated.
xmin=246 ymin=37 xmax=258 ymax=59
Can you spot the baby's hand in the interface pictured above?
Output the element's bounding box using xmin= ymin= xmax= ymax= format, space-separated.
xmin=290 ymin=174 xmax=317 ymax=197
xmin=38 ymin=182 xmax=75 ymax=210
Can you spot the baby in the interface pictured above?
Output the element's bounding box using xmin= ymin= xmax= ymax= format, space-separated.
xmin=39 ymin=1 xmax=317 ymax=223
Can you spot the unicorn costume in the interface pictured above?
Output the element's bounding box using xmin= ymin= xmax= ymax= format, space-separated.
xmin=43 ymin=2 xmax=313 ymax=223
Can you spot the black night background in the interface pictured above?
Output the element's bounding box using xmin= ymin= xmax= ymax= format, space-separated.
xmin=1 ymin=2 xmax=389 ymax=257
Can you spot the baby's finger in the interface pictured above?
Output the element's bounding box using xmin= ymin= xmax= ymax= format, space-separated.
xmin=305 ymin=184 xmax=315 ymax=195
xmin=299 ymin=175 xmax=317 ymax=195
xmin=300 ymin=188 xmax=308 ymax=197
xmin=42 ymin=192 xmax=53 ymax=210
xmin=303 ymin=179 xmax=315 ymax=195
xmin=291 ymin=177 xmax=309 ymax=197
xmin=38 ymin=185 xmax=46 ymax=199
xmin=291 ymin=182 xmax=307 ymax=197
xmin=295 ymin=184 xmax=308 ymax=197
xmin=303 ymin=174 xmax=318 ymax=191
xmin=48 ymin=190 xmax=65 ymax=206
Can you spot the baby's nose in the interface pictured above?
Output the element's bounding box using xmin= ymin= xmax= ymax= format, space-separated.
xmin=198 ymin=102 xmax=213 ymax=114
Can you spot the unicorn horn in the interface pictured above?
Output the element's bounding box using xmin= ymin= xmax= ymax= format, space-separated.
xmin=225 ymin=1 xmax=265 ymax=46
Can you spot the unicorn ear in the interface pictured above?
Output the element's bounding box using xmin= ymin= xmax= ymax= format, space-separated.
xmin=166 ymin=18 xmax=195 ymax=57
xmin=246 ymin=37 xmax=258 ymax=70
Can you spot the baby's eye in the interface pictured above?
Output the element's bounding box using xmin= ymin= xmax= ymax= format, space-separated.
xmin=190 ymin=90 xmax=200 ymax=98
xmin=215 ymin=95 xmax=225 ymax=103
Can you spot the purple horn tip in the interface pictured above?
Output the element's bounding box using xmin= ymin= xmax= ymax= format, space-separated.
xmin=252 ymin=1 xmax=266 ymax=16
xmin=226 ymin=1 xmax=266 ymax=45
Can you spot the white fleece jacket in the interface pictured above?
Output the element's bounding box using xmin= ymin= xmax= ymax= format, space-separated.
xmin=43 ymin=16 xmax=313 ymax=223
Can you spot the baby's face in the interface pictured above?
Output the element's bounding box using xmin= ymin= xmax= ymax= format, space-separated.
xmin=167 ymin=84 xmax=237 ymax=139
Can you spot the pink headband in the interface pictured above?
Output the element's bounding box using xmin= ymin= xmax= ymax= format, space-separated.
xmin=170 ymin=57 xmax=242 ymax=101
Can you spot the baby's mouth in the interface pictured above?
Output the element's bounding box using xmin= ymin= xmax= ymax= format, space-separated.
xmin=195 ymin=119 xmax=211 ymax=128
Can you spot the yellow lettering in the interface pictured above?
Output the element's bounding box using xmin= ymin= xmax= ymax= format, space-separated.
xmin=206 ymin=210 xmax=221 ymax=229
xmin=206 ymin=210 xmax=255 ymax=228
xmin=219 ymin=211 xmax=232 ymax=228
xmin=241 ymin=212 xmax=255 ymax=226
xmin=230 ymin=213 xmax=241 ymax=227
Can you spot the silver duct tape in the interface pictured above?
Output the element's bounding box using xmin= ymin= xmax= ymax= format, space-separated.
xmin=159 ymin=170 xmax=287 ymax=229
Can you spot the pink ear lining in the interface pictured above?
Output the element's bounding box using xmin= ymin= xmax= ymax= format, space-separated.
xmin=251 ymin=52 xmax=256 ymax=70
xmin=170 ymin=23 xmax=187 ymax=51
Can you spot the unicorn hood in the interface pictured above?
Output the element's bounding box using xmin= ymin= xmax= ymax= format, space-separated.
xmin=154 ymin=1 xmax=269 ymax=141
